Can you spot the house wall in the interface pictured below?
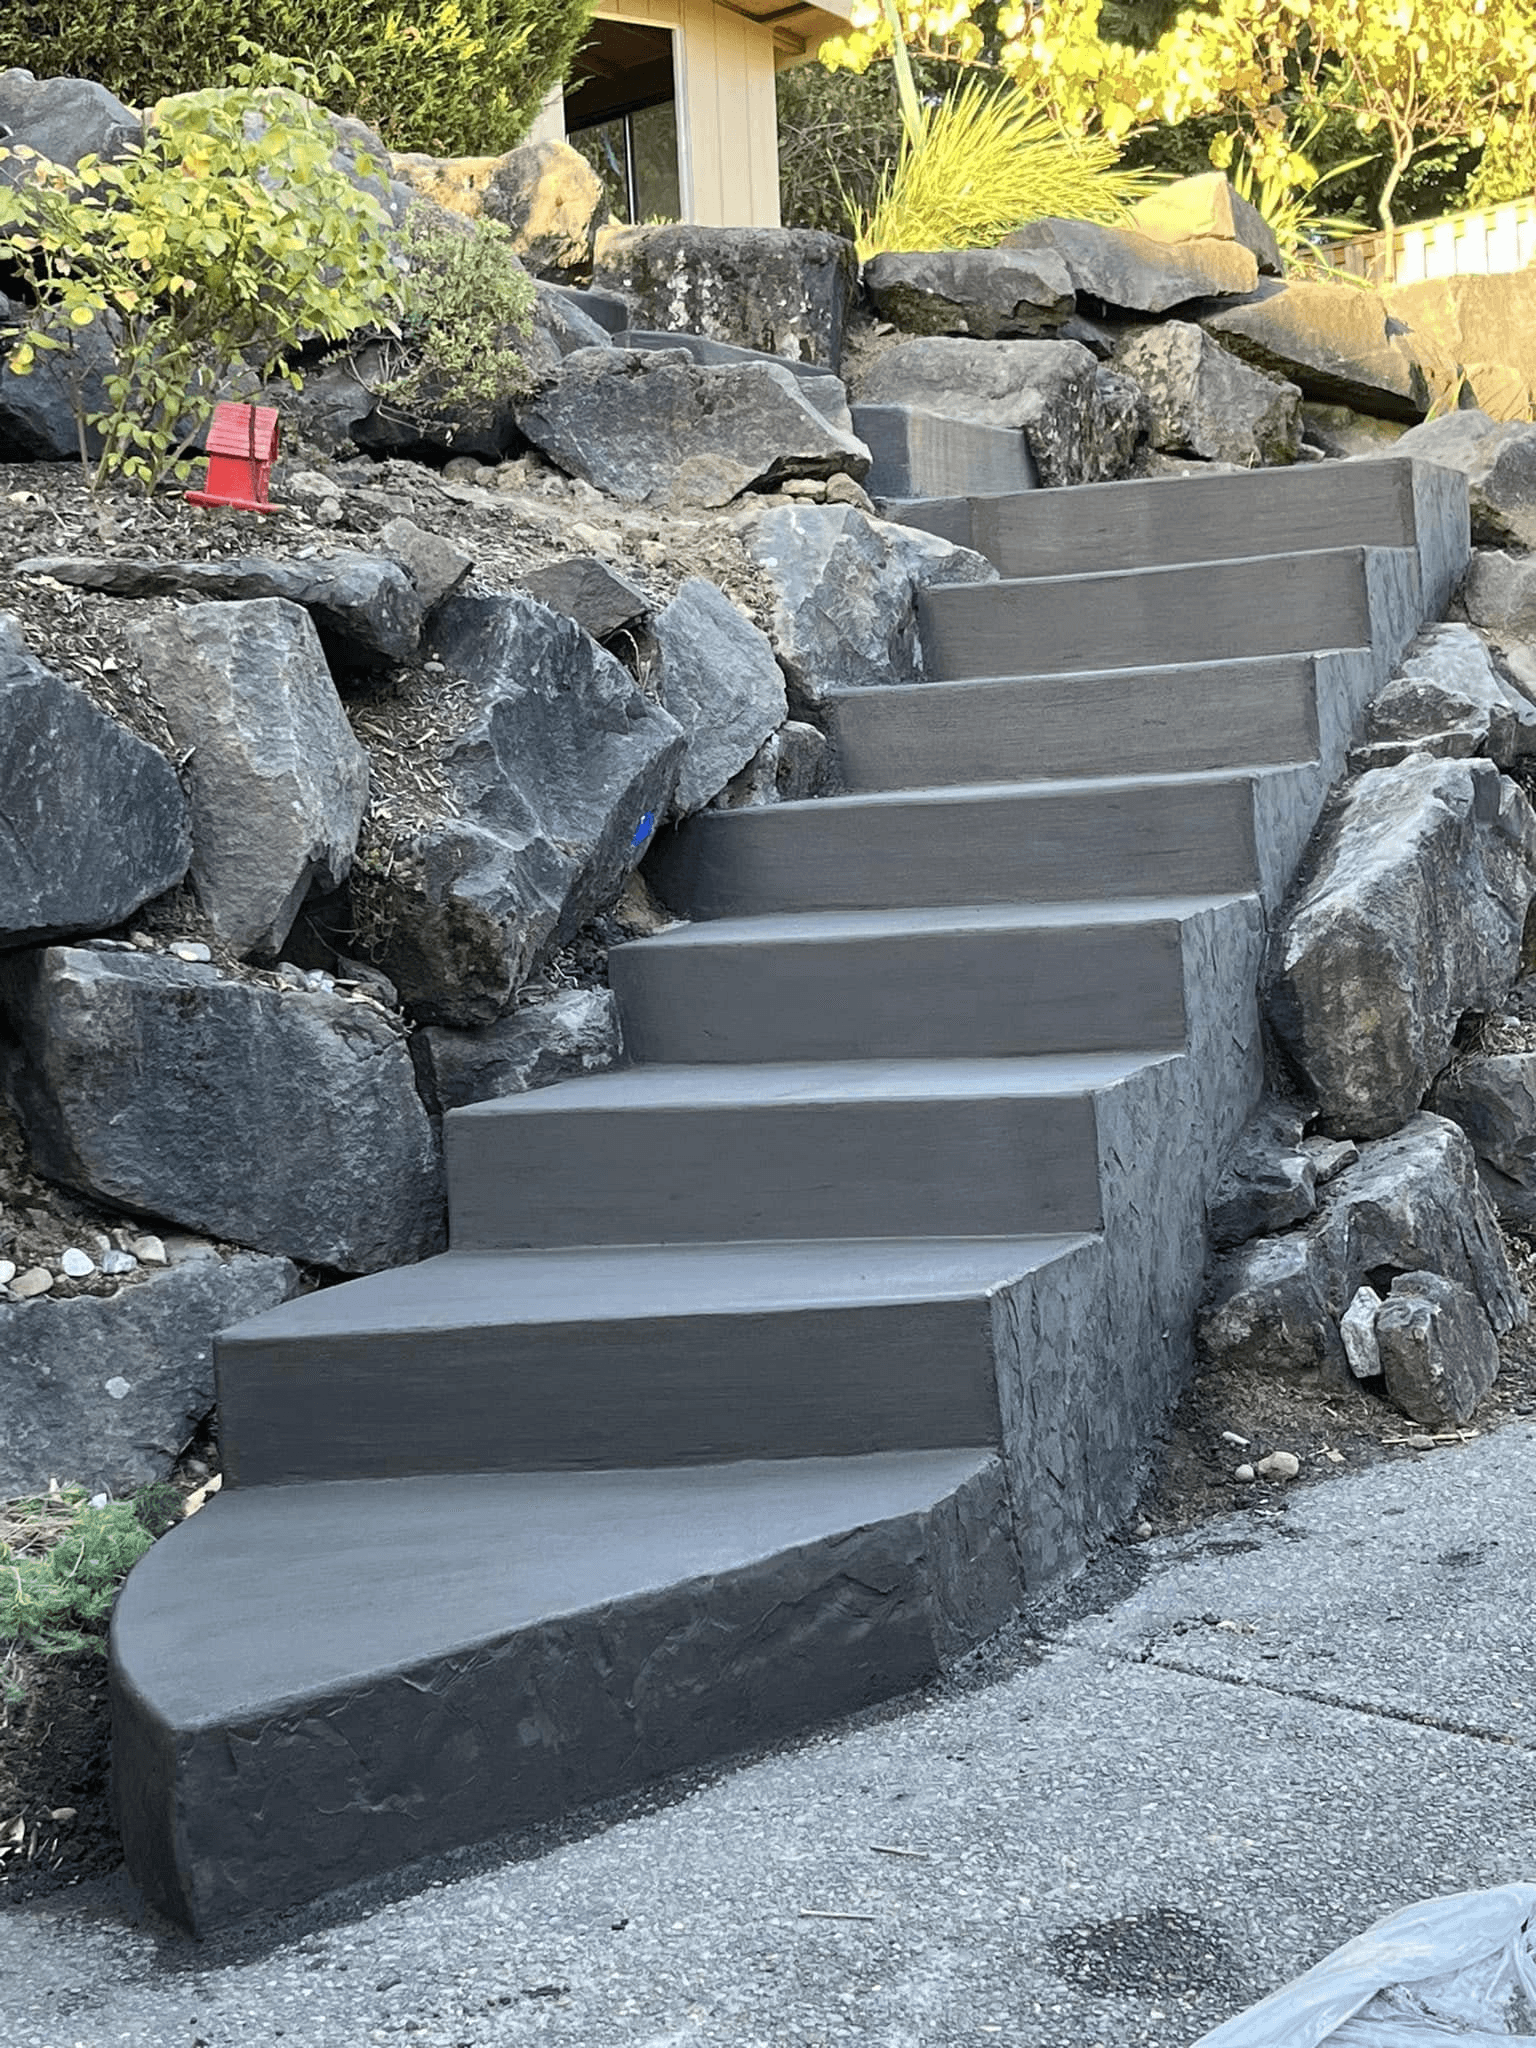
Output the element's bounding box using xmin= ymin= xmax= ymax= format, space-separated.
xmin=593 ymin=0 xmax=782 ymax=227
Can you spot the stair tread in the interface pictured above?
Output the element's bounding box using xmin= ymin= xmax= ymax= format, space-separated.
xmin=820 ymin=649 xmax=1342 ymax=705
xmin=615 ymin=893 xmax=1250 ymax=953
xmin=701 ymin=763 xmax=1298 ymax=820
xmin=114 ymin=1451 xmax=999 ymax=1726
xmin=964 ymin=540 xmax=1379 ymax=592
xmin=223 ymin=1235 xmax=1096 ymax=1340
xmin=451 ymin=1049 xmax=1174 ymax=1120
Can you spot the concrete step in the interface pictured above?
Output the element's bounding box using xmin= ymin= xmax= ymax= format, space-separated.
xmin=899 ymin=456 xmax=1467 ymax=609
xmin=610 ymin=896 xmax=1249 ymax=1064
xmin=647 ymin=768 xmax=1272 ymax=921
xmin=216 ymin=1236 xmax=1093 ymax=1486
xmin=919 ymin=545 xmax=1419 ymax=683
xmin=113 ymin=1450 xmax=1019 ymax=1932
xmin=445 ymin=1051 xmax=1172 ymax=1249
xmin=824 ymin=652 xmax=1330 ymax=792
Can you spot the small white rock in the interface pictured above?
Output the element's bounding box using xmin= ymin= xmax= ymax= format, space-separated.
xmin=88 ymin=1492 xmax=109 ymax=1509
xmin=103 ymin=1376 xmax=132 ymax=1401
xmin=11 ymin=1266 xmax=54 ymax=1298
xmin=130 ymin=1234 xmax=168 ymax=1266
xmin=100 ymin=1248 xmax=139 ymax=1276
xmin=1132 ymin=1520 xmax=1154 ymax=1541
xmin=1234 ymin=1464 xmax=1256 ymax=1484
xmin=1340 ymin=1284 xmax=1384 ymax=1379
xmin=1256 ymin=1451 xmax=1301 ymax=1481
xmin=0 ymin=1259 xmax=14 ymax=1287
xmin=60 ymin=1247 xmax=95 ymax=1278
xmin=1220 ymin=1430 xmax=1250 ymax=1448
xmin=169 ymin=940 xmax=212 ymax=963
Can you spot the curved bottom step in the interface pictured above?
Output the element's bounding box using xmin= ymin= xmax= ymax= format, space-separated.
xmin=112 ymin=1451 xmax=1018 ymax=1934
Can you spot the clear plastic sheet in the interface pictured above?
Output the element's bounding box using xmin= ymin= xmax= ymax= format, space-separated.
xmin=1192 ymin=1885 xmax=1536 ymax=2046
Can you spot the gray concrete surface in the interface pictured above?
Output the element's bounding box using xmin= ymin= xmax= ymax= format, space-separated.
xmin=7 ymin=1423 xmax=1535 ymax=2047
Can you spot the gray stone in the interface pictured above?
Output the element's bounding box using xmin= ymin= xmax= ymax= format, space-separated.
xmin=1374 ymin=1270 xmax=1501 ymax=1427
xmin=0 ymin=947 xmax=443 ymax=1275
xmin=1268 ymin=756 xmax=1536 ymax=1136
xmin=648 ymin=580 xmax=786 ymax=816
xmin=15 ymin=550 xmax=424 ymax=669
xmin=1431 ymin=1052 xmax=1536 ymax=1212
xmin=592 ymin=224 xmax=858 ymax=370
xmin=854 ymin=337 xmax=1107 ymax=488
xmin=1300 ymin=402 xmax=1410 ymax=459
xmin=741 ymin=503 xmax=996 ymax=711
xmin=513 ymin=349 xmax=870 ymax=508
xmin=126 ymin=601 xmax=369 ymax=960
xmin=376 ymin=518 xmax=474 ymax=612
xmin=413 ymin=987 xmax=622 ymax=1115
xmin=1302 ymin=1135 xmax=1359 ymax=1184
xmin=358 ymin=591 xmax=685 ymax=1025
xmin=1197 ymin=1233 xmax=1347 ymax=1378
xmin=1339 ymin=1284 xmax=1384 ymax=1378
xmin=1091 ymin=368 xmax=1146 ymax=481
xmin=1114 ymin=321 xmax=1302 ymax=467
xmin=0 ymin=302 xmax=116 ymax=461
xmin=1355 ymin=623 xmax=1536 ymax=771
xmin=1311 ymin=1113 xmax=1523 ymax=1337
xmin=862 ymin=248 xmax=1075 ymax=340
xmin=1203 ymin=279 xmax=1428 ymax=421
xmin=1391 ymin=412 xmax=1536 ymax=550
xmin=0 ymin=67 xmax=140 ymax=176
xmin=0 ymin=1244 xmax=297 ymax=1496
xmin=515 ymin=556 xmax=650 ymax=642
xmin=0 ymin=613 xmax=190 ymax=948
xmin=1003 ymin=217 xmax=1259 ymax=314
xmin=1457 ymin=550 xmax=1536 ymax=702
xmin=711 ymin=721 xmax=829 ymax=809
xmin=1207 ymin=1101 xmax=1317 ymax=1249
xmin=1127 ymin=172 xmax=1284 ymax=277
xmin=613 ymin=332 xmax=853 ymax=431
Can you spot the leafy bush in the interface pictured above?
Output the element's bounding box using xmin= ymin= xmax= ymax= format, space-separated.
xmin=0 ymin=65 xmax=402 ymax=491
xmin=855 ymin=78 xmax=1152 ymax=260
xmin=375 ymin=210 xmax=537 ymax=433
xmin=0 ymin=0 xmax=595 ymax=158
xmin=0 ymin=1489 xmax=168 ymax=1657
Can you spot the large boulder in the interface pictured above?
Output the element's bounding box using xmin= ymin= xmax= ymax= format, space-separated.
xmin=390 ymin=140 xmax=608 ymax=275
xmin=0 ymin=301 xmax=116 ymax=461
xmin=1203 ymin=279 xmax=1428 ymax=421
xmin=1268 ymin=756 xmax=1536 ymax=1136
xmin=126 ymin=601 xmax=369 ymax=960
xmin=1373 ymin=1271 xmax=1504 ymax=1428
xmin=1391 ymin=412 xmax=1536 ymax=551
xmin=413 ymin=987 xmax=622 ymax=1116
xmin=1388 ymin=271 xmax=1536 ymax=424
xmin=1198 ymin=1233 xmax=1346 ymax=1378
xmin=1206 ymin=1100 xmax=1316 ymax=1249
xmin=1114 ymin=321 xmax=1301 ymax=468
xmin=0 ymin=948 xmax=444 ymax=1274
xmin=650 ymin=579 xmax=787 ymax=815
xmin=741 ymin=503 xmax=996 ymax=711
xmin=592 ymin=224 xmax=859 ymax=369
xmin=0 ymin=614 xmax=190 ymax=948
xmin=0 ymin=1242 xmax=298 ymax=1496
xmin=611 ymin=330 xmax=853 ymax=432
xmin=1431 ymin=1051 xmax=1536 ymax=1229
xmin=1127 ymin=172 xmax=1284 ymax=277
xmin=0 ymin=68 xmax=140 ymax=175
xmin=515 ymin=556 xmax=650 ymax=643
xmin=853 ymin=336 xmax=1107 ymax=487
xmin=1002 ymin=216 xmax=1259 ymax=314
xmin=1354 ymin=623 xmax=1536 ymax=771
xmin=712 ymin=721 xmax=829 ymax=809
xmin=14 ymin=551 xmax=424 ymax=670
xmin=354 ymin=591 xmax=685 ymax=1025
xmin=513 ymin=347 xmax=870 ymax=507
xmin=862 ymin=248 xmax=1075 ymax=339
xmin=376 ymin=518 xmax=474 ymax=615
xmin=275 ymin=337 xmax=525 ymax=466
xmin=1457 ymin=551 xmax=1536 ymax=693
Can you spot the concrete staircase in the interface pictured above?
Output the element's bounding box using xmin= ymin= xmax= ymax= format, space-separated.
xmin=109 ymin=457 xmax=1469 ymax=1934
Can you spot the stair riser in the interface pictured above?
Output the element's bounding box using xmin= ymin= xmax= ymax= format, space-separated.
xmin=827 ymin=657 xmax=1322 ymax=794
xmin=113 ymin=1457 xmax=1022 ymax=1934
xmin=610 ymin=920 xmax=1187 ymax=1064
xmin=218 ymin=1295 xmax=1003 ymax=1485
xmin=448 ymin=1091 xmax=1102 ymax=1247
xmin=647 ymin=778 xmax=1259 ymax=921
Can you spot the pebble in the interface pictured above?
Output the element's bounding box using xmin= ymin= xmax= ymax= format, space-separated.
xmin=1132 ymin=1520 xmax=1153 ymax=1541
xmin=1234 ymin=1464 xmax=1256 ymax=1483
xmin=1219 ymin=1430 xmax=1250 ymax=1447
xmin=59 ymin=1248 xmax=95 ymax=1278
xmin=169 ymin=941 xmax=212 ymax=963
xmin=0 ymin=1260 xmax=13 ymax=1288
xmin=104 ymin=1376 xmax=132 ymax=1401
xmin=11 ymin=1267 xmax=54 ymax=1299
xmin=130 ymin=1234 xmax=168 ymax=1266
xmin=129 ymin=930 xmax=156 ymax=950
xmin=100 ymin=1249 xmax=139 ymax=1277
xmin=1256 ymin=1451 xmax=1301 ymax=1481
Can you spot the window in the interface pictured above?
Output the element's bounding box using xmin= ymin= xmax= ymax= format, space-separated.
xmin=565 ymin=20 xmax=682 ymax=225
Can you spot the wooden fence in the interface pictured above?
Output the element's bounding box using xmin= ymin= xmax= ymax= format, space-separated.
xmin=1324 ymin=198 xmax=1536 ymax=284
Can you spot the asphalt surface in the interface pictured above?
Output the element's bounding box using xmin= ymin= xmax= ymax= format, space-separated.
xmin=3 ymin=1425 xmax=1534 ymax=2048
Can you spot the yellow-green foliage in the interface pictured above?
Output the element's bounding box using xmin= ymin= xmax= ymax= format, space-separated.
xmin=0 ymin=0 xmax=595 ymax=158
xmin=378 ymin=211 xmax=537 ymax=432
xmin=0 ymin=65 xmax=402 ymax=491
xmin=0 ymin=1488 xmax=174 ymax=1658
xmin=855 ymin=79 xmax=1151 ymax=260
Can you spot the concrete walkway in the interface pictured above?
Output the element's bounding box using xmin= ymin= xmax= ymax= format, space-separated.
xmin=5 ymin=1425 xmax=1535 ymax=2048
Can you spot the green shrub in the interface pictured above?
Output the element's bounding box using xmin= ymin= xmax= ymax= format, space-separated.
xmin=0 ymin=1489 xmax=165 ymax=1657
xmin=375 ymin=209 xmax=537 ymax=432
xmin=0 ymin=0 xmax=596 ymax=158
xmin=0 ymin=65 xmax=403 ymax=491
